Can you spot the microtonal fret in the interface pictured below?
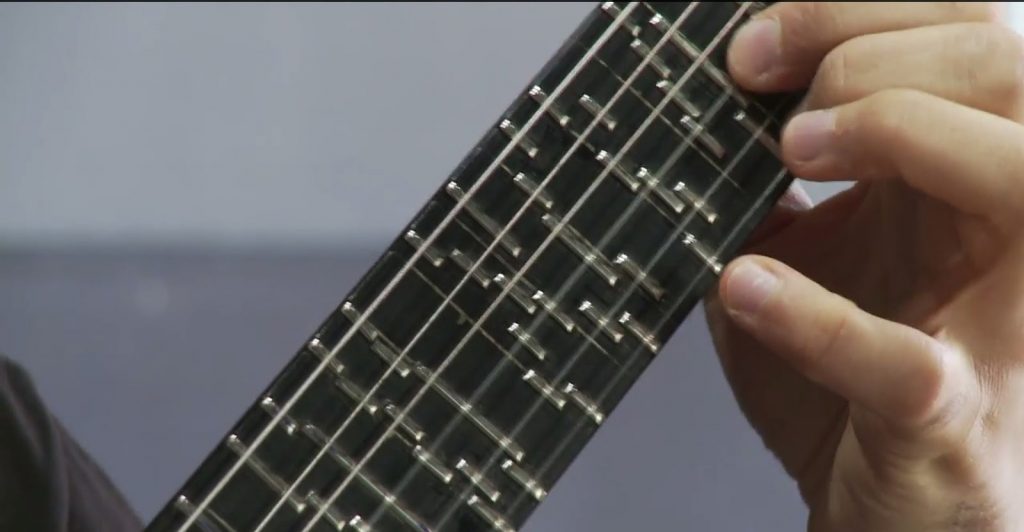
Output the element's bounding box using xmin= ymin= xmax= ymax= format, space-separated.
xmin=578 ymin=300 xmax=626 ymax=344
xmin=456 ymin=457 xmax=502 ymax=503
xmin=498 ymin=118 xmax=540 ymax=158
xmin=467 ymin=495 xmax=514 ymax=532
xmin=540 ymin=212 xmax=619 ymax=287
xmin=562 ymin=382 xmax=605 ymax=425
xmin=682 ymin=232 xmax=724 ymax=274
xmin=613 ymin=253 xmax=666 ymax=301
xmin=403 ymin=229 xmax=446 ymax=267
xmin=618 ymin=311 xmax=661 ymax=353
xmin=224 ymin=434 xmax=308 ymax=513
xmin=511 ymin=170 xmax=555 ymax=211
xmin=445 ymin=181 xmax=523 ymax=258
xmin=577 ymin=94 xmax=617 ymax=131
xmin=501 ymin=460 xmax=548 ymax=502
xmin=174 ymin=496 xmax=238 ymax=532
xmin=528 ymin=85 xmax=572 ymax=127
xmin=522 ymin=369 xmax=568 ymax=410
xmin=507 ymin=322 xmax=547 ymax=362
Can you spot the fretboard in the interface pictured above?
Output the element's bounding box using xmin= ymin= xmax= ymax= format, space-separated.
xmin=147 ymin=2 xmax=797 ymax=531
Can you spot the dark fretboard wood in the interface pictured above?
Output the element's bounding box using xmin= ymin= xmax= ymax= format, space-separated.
xmin=147 ymin=3 xmax=798 ymax=531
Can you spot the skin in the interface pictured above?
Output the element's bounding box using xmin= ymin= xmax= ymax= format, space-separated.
xmin=704 ymin=3 xmax=1024 ymax=531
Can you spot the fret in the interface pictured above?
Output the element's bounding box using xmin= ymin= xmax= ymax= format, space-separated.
xmin=492 ymin=273 xmax=538 ymax=315
xmin=147 ymin=4 xmax=800 ymax=532
xmin=174 ymin=496 xmax=238 ymax=532
xmin=449 ymin=248 xmax=494 ymax=289
xmin=541 ymin=212 xmax=619 ymax=287
xmin=467 ymin=495 xmax=514 ymax=532
xmin=618 ymin=311 xmax=661 ymax=353
xmin=224 ymin=435 xmax=308 ymax=513
xmin=635 ymin=166 xmax=688 ymax=214
xmin=682 ymin=231 xmax=724 ymax=274
xmin=648 ymin=12 xmax=750 ymax=108
xmin=578 ymin=299 xmax=625 ymax=344
xmin=412 ymin=445 xmax=455 ymax=485
xmin=501 ymin=459 xmax=548 ymax=502
xmin=577 ymin=94 xmax=618 ymax=131
xmin=403 ymin=229 xmax=446 ymax=267
xmin=527 ymin=85 xmax=572 ymax=127
xmin=446 ymin=181 xmax=523 ymax=258
xmin=456 ymin=457 xmax=502 ymax=504
xmin=511 ymin=170 xmax=555 ymax=210
xmin=613 ymin=252 xmax=665 ymax=301
xmin=734 ymin=109 xmax=782 ymax=157
xmin=410 ymin=359 xmax=527 ymax=463
xmin=561 ymin=382 xmax=605 ymax=425
xmin=300 ymin=423 xmax=429 ymax=531
xmin=672 ymin=181 xmax=719 ymax=223
xmin=498 ymin=118 xmax=540 ymax=159
xmin=522 ymin=369 xmax=568 ymax=410
xmin=507 ymin=322 xmax=547 ymax=362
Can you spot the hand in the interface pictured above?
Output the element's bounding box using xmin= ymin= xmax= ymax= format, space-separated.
xmin=705 ymin=3 xmax=1024 ymax=530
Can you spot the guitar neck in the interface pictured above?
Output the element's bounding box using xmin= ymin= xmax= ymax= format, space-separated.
xmin=148 ymin=2 xmax=796 ymax=531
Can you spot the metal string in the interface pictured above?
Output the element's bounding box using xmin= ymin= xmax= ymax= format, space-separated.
xmin=231 ymin=5 xmax=648 ymax=532
xmin=176 ymin=4 xmax=642 ymax=530
xmin=308 ymin=3 xmax=757 ymax=530
xmin=294 ymin=3 xmax=707 ymax=530
xmin=383 ymin=5 xmax=768 ymax=530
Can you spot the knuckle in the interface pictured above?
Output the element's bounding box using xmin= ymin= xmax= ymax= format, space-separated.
xmin=848 ymin=89 xmax=918 ymax=142
xmin=961 ymin=23 xmax=1024 ymax=104
xmin=949 ymin=2 xmax=1003 ymax=23
xmin=814 ymin=43 xmax=854 ymax=100
xmin=780 ymin=2 xmax=841 ymax=55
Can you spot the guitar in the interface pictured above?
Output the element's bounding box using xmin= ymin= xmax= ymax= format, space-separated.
xmin=147 ymin=2 xmax=799 ymax=531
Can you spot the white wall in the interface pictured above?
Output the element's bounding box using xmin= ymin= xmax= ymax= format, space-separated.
xmin=1 ymin=3 xmax=1021 ymax=249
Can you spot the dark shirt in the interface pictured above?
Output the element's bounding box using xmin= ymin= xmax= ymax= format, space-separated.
xmin=0 ymin=356 xmax=143 ymax=532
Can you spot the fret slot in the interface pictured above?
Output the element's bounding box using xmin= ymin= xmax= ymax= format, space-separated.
xmin=648 ymin=13 xmax=750 ymax=108
xmin=562 ymin=382 xmax=605 ymax=425
xmin=507 ymin=322 xmax=546 ymax=362
xmin=412 ymin=445 xmax=455 ymax=485
xmin=522 ymin=369 xmax=568 ymax=410
xmin=618 ymin=311 xmax=661 ymax=353
xmin=403 ymin=230 xmax=446 ymax=267
xmin=300 ymin=423 xmax=428 ymax=531
xmin=456 ymin=457 xmax=502 ymax=503
xmin=613 ymin=253 xmax=665 ymax=301
xmin=635 ymin=167 xmax=687 ymax=214
xmin=528 ymin=85 xmax=571 ymax=127
xmin=734 ymin=110 xmax=781 ymax=157
xmin=511 ymin=171 xmax=554 ymax=210
xmin=492 ymin=273 xmax=538 ymax=315
xmin=682 ymin=232 xmax=724 ymax=274
xmin=467 ymin=495 xmax=514 ymax=532
xmin=578 ymin=300 xmax=625 ymax=344
xmin=531 ymin=290 xmax=577 ymax=333
xmin=540 ymin=213 xmax=619 ymax=287
xmin=174 ymin=495 xmax=239 ymax=532
xmin=672 ymin=181 xmax=719 ymax=224
xmin=498 ymin=119 xmax=539 ymax=159
xmin=410 ymin=361 xmax=527 ymax=462
xmin=596 ymin=149 xmax=643 ymax=192
xmin=446 ymin=181 xmax=523 ymax=258
xmin=501 ymin=459 xmax=548 ymax=502
xmin=224 ymin=434 xmax=308 ymax=513
xmin=578 ymin=94 xmax=617 ymax=131
xmin=450 ymin=248 xmax=493 ymax=288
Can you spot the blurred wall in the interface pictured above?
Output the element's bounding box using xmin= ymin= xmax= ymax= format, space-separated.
xmin=1 ymin=3 xmax=1021 ymax=532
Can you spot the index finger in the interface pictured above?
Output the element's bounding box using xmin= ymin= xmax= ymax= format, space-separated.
xmin=727 ymin=2 xmax=1000 ymax=92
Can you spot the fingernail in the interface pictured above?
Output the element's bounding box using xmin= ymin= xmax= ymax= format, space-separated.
xmin=778 ymin=182 xmax=814 ymax=210
xmin=724 ymin=261 xmax=780 ymax=322
xmin=729 ymin=17 xmax=781 ymax=82
xmin=785 ymin=109 xmax=836 ymax=163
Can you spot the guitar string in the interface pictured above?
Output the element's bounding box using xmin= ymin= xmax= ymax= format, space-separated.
xmin=305 ymin=3 xmax=759 ymax=530
xmin=375 ymin=5 xmax=771 ymax=530
xmin=288 ymin=3 xmax=708 ymax=530
xmin=232 ymin=4 xmax=648 ymax=531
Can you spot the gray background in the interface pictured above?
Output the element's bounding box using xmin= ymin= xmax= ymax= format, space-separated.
xmin=1 ymin=3 xmax=1021 ymax=531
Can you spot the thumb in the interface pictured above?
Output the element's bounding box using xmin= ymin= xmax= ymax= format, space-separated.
xmin=718 ymin=255 xmax=977 ymax=449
